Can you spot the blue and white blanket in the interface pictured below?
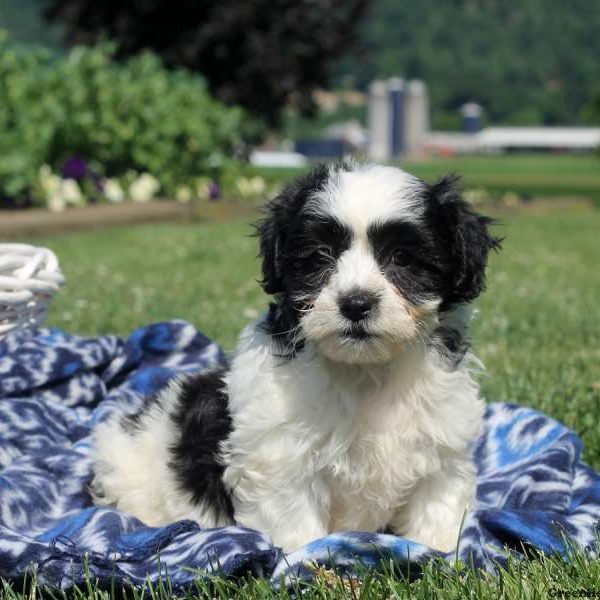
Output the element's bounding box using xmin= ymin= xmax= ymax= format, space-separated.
xmin=1 ymin=321 xmax=599 ymax=591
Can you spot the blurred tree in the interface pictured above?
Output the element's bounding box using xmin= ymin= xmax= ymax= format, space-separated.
xmin=42 ymin=0 xmax=370 ymax=127
xmin=335 ymin=0 xmax=600 ymax=127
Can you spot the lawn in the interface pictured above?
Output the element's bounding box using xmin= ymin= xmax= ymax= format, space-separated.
xmin=7 ymin=202 xmax=600 ymax=598
xmin=403 ymin=154 xmax=600 ymax=204
xmin=254 ymin=153 xmax=600 ymax=205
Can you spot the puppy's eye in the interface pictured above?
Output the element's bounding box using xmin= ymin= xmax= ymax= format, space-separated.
xmin=297 ymin=245 xmax=332 ymax=260
xmin=390 ymin=248 xmax=413 ymax=267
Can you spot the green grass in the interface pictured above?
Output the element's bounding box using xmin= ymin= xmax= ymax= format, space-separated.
xmin=11 ymin=204 xmax=600 ymax=597
xmin=254 ymin=154 xmax=600 ymax=204
xmin=403 ymin=154 xmax=600 ymax=203
xmin=39 ymin=220 xmax=264 ymax=345
xmin=3 ymin=546 xmax=600 ymax=599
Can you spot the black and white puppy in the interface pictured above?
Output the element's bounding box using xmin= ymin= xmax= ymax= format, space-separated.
xmin=92 ymin=162 xmax=500 ymax=552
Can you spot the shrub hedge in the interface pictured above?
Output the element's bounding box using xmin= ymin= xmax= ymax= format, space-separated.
xmin=0 ymin=32 xmax=248 ymax=206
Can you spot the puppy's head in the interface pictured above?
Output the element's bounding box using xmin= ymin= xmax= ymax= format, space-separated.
xmin=258 ymin=162 xmax=500 ymax=364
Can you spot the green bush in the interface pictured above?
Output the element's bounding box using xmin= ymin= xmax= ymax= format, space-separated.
xmin=0 ymin=32 xmax=248 ymax=205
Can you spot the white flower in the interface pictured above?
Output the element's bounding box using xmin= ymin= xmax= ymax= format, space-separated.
xmin=104 ymin=178 xmax=125 ymax=203
xmin=42 ymin=175 xmax=84 ymax=211
xmin=195 ymin=177 xmax=212 ymax=200
xmin=250 ymin=176 xmax=266 ymax=195
xmin=47 ymin=192 xmax=66 ymax=213
xmin=234 ymin=175 xmax=266 ymax=199
xmin=38 ymin=166 xmax=61 ymax=196
xmin=176 ymin=185 xmax=193 ymax=203
xmin=61 ymin=179 xmax=84 ymax=206
xmin=235 ymin=176 xmax=253 ymax=198
xmin=129 ymin=173 xmax=160 ymax=203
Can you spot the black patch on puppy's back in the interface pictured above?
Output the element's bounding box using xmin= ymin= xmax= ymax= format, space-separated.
xmin=168 ymin=368 xmax=234 ymax=522
xmin=120 ymin=392 xmax=161 ymax=432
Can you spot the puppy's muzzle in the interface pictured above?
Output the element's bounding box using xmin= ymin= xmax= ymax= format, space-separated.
xmin=339 ymin=289 xmax=380 ymax=323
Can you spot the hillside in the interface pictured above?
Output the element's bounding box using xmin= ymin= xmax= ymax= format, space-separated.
xmin=336 ymin=0 xmax=600 ymax=127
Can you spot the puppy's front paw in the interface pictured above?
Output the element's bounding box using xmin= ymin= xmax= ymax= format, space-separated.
xmin=426 ymin=528 xmax=462 ymax=553
xmin=399 ymin=523 xmax=462 ymax=552
xmin=392 ymin=523 xmax=460 ymax=552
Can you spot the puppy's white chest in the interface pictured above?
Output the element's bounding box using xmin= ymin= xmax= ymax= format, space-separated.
xmin=225 ymin=329 xmax=482 ymax=548
xmin=319 ymin=402 xmax=431 ymax=532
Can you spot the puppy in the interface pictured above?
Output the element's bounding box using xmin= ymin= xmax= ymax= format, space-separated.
xmin=91 ymin=162 xmax=500 ymax=552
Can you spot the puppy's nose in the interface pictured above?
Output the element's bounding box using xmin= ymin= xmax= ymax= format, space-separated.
xmin=339 ymin=290 xmax=379 ymax=322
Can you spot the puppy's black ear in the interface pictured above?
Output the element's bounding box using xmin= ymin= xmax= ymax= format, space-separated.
xmin=257 ymin=201 xmax=286 ymax=294
xmin=427 ymin=175 xmax=501 ymax=303
xmin=256 ymin=164 xmax=330 ymax=295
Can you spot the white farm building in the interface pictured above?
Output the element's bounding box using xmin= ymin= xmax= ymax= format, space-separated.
xmin=424 ymin=127 xmax=600 ymax=155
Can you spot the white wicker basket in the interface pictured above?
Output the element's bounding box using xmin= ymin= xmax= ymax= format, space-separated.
xmin=0 ymin=244 xmax=65 ymax=336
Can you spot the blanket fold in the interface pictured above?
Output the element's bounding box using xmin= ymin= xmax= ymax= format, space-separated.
xmin=0 ymin=321 xmax=598 ymax=590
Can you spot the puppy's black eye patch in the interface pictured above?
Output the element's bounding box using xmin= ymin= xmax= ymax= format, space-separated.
xmin=282 ymin=216 xmax=352 ymax=299
xmin=369 ymin=219 xmax=447 ymax=305
xmin=291 ymin=216 xmax=352 ymax=261
xmin=368 ymin=220 xmax=428 ymax=267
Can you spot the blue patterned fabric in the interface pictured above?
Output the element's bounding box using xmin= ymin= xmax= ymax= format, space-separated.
xmin=0 ymin=321 xmax=599 ymax=591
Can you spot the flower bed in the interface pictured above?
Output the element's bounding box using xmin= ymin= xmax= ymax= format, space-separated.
xmin=34 ymin=162 xmax=222 ymax=212
xmin=0 ymin=34 xmax=258 ymax=210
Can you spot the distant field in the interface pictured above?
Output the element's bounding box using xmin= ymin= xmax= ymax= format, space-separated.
xmin=403 ymin=154 xmax=600 ymax=202
xmin=253 ymin=153 xmax=600 ymax=204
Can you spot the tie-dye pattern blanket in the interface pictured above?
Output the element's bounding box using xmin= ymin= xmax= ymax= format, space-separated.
xmin=1 ymin=321 xmax=599 ymax=591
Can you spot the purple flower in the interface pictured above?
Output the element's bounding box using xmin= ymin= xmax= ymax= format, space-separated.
xmin=61 ymin=157 xmax=89 ymax=181
xmin=208 ymin=180 xmax=221 ymax=201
